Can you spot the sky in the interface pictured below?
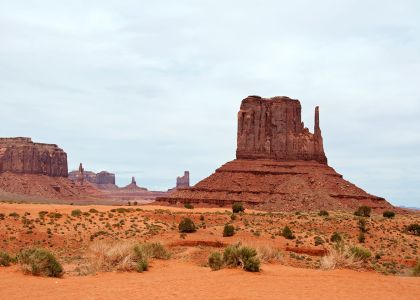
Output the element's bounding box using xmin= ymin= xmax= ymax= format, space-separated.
xmin=0 ymin=1 xmax=419 ymax=207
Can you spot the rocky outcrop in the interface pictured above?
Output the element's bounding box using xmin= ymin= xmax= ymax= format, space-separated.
xmin=176 ymin=171 xmax=190 ymax=189
xmin=0 ymin=137 xmax=68 ymax=177
xmin=157 ymin=95 xmax=393 ymax=211
xmin=68 ymin=164 xmax=116 ymax=188
xmin=237 ymin=96 xmax=327 ymax=164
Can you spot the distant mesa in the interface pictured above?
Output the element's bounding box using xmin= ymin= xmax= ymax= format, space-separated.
xmin=0 ymin=137 xmax=68 ymax=177
xmin=68 ymin=163 xmax=117 ymax=189
xmin=157 ymin=95 xmax=394 ymax=211
xmin=0 ymin=138 xmax=100 ymax=200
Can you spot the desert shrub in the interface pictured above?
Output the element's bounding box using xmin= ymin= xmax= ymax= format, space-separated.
xmin=18 ymin=248 xmax=63 ymax=277
xmin=319 ymin=210 xmax=329 ymax=217
xmin=349 ymin=246 xmax=371 ymax=261
xmin=38 ymin=211 xmax=48 ymax=218
xmin=243 ymin=256 xmax=260 ymax=272
xmin=48 ymin=212 xmax=62 ymax=219
xmin=222 ymin=244 xmax=260 ymax=272
xmin=314 ymin=236 xmax=324 ymax=246
xmin=0 ymin=213 xmax=5 ymax=220
xmin=232 ymin=202 xmax=245 ymax=214
xmin=208 ymin=252 xmax=223 ymax=271
xmin=89 ymin=208 xmax=99 ymax=213
xmin=178 ymin=218 xmax=196 ymax=233
xmin=406 ymin=224 xmax=420 ymax=236
xmin=383 ymin=211 xmax=395 ymax=219
xmin=412 ymin=261 xmax=420 ymax=277
xmin=358 ymin=232 xmax=366 ymax=243
xmin=184 ymin=203 xmax=194 ymax=209
xmin=282 ymin=226 xmax=295 ymax=239
xmin=0 ymin=251 xmax=15 ymax=266
xmin=71 ymin=209 xmax=82 ymax=217
xmin=9 ymin=212 xmax=19 ymax=218
xmin=330 ymin=232 xmax=342 ymax=243
xmin=223 ymin=244 xmax=241 ymax=267
xmin=230 ymin=213 xmax=237 ymax=221
xmin=199 ymin=215 xmax=205 ymax=221
xmin=354 ymin=206 xmax=371 ymax=217
xmin=223 ymin=224 xmax=235 ymax=237
xmin=357 ymin=218 xmax=368 ymax=233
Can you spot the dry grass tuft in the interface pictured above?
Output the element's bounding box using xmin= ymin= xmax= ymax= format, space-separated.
xmin=320 ymin=243 xmax=364 ymax=270
xmin=87 ymin=240 xmax=170 ymax=273
xmin=257 ymin=245 xmax=282 ymax=263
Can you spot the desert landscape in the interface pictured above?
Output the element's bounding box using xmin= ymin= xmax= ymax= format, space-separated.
xmin=0 ymin=96 xmax=419 ymax=299
xmin=1 ymin=2 xmax=420 ymax=299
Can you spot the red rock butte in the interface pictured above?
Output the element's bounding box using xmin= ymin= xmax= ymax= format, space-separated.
xmin=0 ymin=137 xmax=68 ymax=177
xmin=157 ymin=95 xmax=393 ymax=211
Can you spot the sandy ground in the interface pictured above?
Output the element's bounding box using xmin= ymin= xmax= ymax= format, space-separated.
xmin=1 ymin=261 xmax=419 ymax=300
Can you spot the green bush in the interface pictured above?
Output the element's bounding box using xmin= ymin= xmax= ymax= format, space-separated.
xmin=406 ymin=224 xmax=420 ymax=236
xmin=223 ymin=224 xmax=235 ymax=237
xmin=357 ymin=218 xmax=368 ymax=233
xmin=412 ymin=261 xmax=420 ymax=277
xmin=383 ymin=211 xmax=395 ymax=219
xmin=354 ymin=206 xmax=371 ymax=217
xmin=243 ymin=256 xmax=260 ymax=272
xmin=178 ymin=218 xmax=196 ymax=233
xmin=282 ymin=226 xmax=295 ymax=239
xmin=0 ymin=251 xmax=14 ymax=266
xmin=330 ymin=232 xmax=342 ymax=243
xmin=18 ymin=248 xmax=63 ymax=277
xmin=223 ymin=245 xmax=241 ymax=267
xmin=184 ymin=203 xmax=194 ymax=209
xmin=318 ymin=210 xmax=329 ymax=217
xmin=71 ymin=209 xmax=82 ymax=217
xmin=358 ymin=232 xmax=366 ymax=243
xmin=314 ymin=236 xmax=324 ymax=246
xmin=350 ymin=246 xmax=371 ymax=261
xmin=208 ymin=252 xmax=223 ymax=271
xmin=222 ymin=244 xmax=260 ymax=272
xmin=232 ymin=202 xmax=245 ymax=214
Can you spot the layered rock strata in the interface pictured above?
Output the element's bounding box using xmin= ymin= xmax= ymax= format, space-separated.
xmin=0 ymin=137 xmax=68 ymax=177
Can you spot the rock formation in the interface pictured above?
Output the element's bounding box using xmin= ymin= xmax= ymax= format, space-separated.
xmin=156 ymin=95 xmax=393 ymax=211
xmin=237 ymin=96 xmax=327 ymax=164
xmin=0 ymin=137 xmax=68 ymax=177
xmin=68 ymin=164 xmax=116 ymax=189
xmin=176 ymin=171 xmax=190 ymax=189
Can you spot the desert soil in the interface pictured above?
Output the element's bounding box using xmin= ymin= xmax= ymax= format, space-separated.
xmin=0 ymin=202 xmax=419 ymax=299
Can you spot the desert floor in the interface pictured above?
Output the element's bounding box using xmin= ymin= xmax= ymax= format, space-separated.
xmin=0 ymin=202 xmax=419 ymax=299
xmin=1 ymin=260 xmax=420 ymax=300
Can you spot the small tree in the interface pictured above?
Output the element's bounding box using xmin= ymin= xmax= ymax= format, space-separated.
xmin=354 ymin=206 xmax=371 ymax=217
xmin=178 ymin=218 xmax=196 ymax=233
xmin=232 ymin=202 xmax=245 ymax=214
xmin=383 ymin=211 xmax=395 ymax=219
xmin=223 ymin=224 xmax=235 ymax=237
xmin=282 ymin=226 xmax=295 ymax=239
xmin=330 ymin=232 xmax=342 ymax=243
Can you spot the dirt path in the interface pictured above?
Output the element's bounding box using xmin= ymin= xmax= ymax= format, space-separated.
xmin=1 ymin=261 xmax=419 ymax=300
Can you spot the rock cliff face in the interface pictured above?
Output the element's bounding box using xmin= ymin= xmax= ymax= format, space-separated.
xmin=237 ymin=96 xmax=327 ymax=164
xmin=156 ymin=95 xmax=393 ymax=211
xmin=68 ymin=164 xmax=116 ymax=188
xmin=0 ymin=137 xmax=68 ymax=177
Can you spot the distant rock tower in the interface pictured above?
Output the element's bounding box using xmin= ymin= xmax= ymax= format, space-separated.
xmin=176 ymin=171 xmax=190 ymax=189
xmin=78 ymin=163 xmax=84 ymax=184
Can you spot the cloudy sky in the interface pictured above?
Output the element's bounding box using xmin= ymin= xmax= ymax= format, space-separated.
xmin=1 ymin=1 xmax=419 ymax=207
